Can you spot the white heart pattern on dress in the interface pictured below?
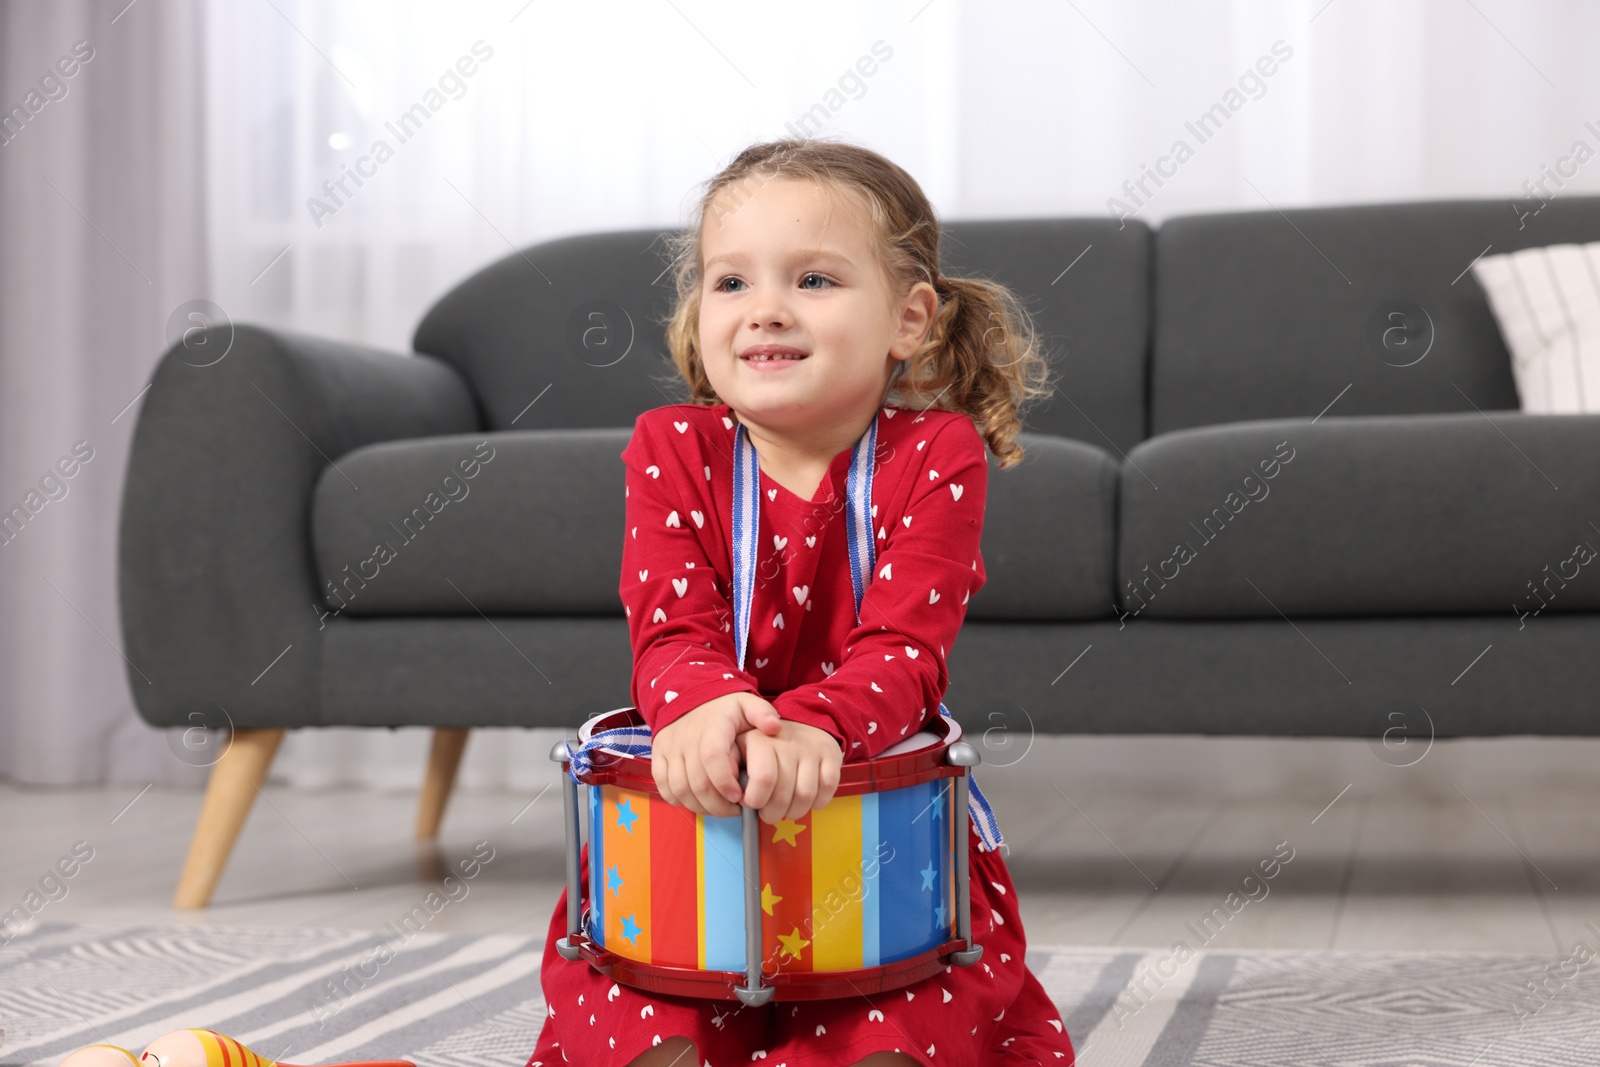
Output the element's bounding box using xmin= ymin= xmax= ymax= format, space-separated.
xmin=672 ymin=577 xmax=688 ymax=597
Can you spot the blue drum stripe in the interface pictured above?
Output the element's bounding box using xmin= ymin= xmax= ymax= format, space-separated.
xmin=876 ymin=779 xmax=944 ymax=962
xmin=940 ymin=777 xmax=953 ymax=934
xmin=700 ymin=813 xmax=746 ymax=971
xmin=861 ymin=791 xmax=880 ymax=968
xmin=589 ymin=783 xmax=604 ymax=945
xmin=933 ymin=778 xmax=949 ymax=939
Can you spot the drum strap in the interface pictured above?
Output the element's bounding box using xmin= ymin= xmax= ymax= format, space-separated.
xmin=571 ymin=409 xmax=1005 ymax=851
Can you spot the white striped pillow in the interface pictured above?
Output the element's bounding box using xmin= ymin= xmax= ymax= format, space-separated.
xmin=1471 ymin=242 xmax=1600 ymax=413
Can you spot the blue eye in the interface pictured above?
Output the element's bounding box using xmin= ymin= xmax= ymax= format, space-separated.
xmin=710 ymin=272 xmax=837 ymax=293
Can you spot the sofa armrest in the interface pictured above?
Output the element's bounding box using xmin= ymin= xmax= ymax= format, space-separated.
xmin=117 ymin=324 xmax=481 ymax=729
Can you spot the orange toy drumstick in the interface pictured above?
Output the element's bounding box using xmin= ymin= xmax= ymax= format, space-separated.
xmin=135 ymin=1030 xmax=415 ymax=1067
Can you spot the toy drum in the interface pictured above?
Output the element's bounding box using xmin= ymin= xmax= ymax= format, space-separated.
xmin=549 ymin=707 xmax=985 ymax=1004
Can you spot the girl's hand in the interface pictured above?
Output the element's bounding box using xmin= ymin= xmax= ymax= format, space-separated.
xmin=737 ymin=720 xmax=843 ymax=824
xmin=652 ymin=691 xmax=782 ymax=818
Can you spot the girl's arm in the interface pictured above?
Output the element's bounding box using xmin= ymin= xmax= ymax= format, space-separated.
xmin=772 ymin=413 xmax=989 ymax=757
xmin=619 ymin=409 xmax=761 ymax=735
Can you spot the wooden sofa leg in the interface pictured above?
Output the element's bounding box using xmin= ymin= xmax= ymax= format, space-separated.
xmin=416 ymin=727 xmax=470 ymax=839
xmin=172 ymin=727 xmax=286 ymax=909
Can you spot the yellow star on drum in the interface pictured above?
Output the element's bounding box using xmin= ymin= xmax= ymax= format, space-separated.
xmin=761 ymin=882 xmax=783 ymax=915
xmin=771 ymin=818 xmax=807 ymax=846
xmin=777 ymin=925 xmax=810 ymax=960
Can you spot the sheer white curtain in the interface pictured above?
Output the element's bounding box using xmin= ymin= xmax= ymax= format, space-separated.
xmin=4 ymin=0 xmax=1599 ymax=787
xmin=0 ymin=0 xmax=210 ymax=786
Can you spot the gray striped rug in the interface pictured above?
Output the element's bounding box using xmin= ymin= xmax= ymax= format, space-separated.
xmin=0 ymin=923 xmax=1593 ymax=1066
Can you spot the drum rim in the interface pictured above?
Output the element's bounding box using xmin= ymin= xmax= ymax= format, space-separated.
xmin=573 ymin=705 xmax=966 ymax=795
xmin=568 ymin=930 xmax=971 ymax=1002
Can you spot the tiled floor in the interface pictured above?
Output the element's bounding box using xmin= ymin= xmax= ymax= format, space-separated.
xmin=3 ymin=734 xmax=1596 ymax=957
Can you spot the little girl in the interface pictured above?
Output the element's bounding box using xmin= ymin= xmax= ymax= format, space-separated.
xmin=525 ymin=137 xmax=1075 ymax=1067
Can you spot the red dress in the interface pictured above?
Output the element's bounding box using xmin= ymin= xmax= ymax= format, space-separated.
xmin=526 ymin=402 xmax=1076 ymax=1066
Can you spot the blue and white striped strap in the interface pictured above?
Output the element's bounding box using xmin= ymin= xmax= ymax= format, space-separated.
xmin=948 ymin=699 xmax=1005 ymax=851
xmin=565 ymin=725 xmax=652 ymax=781
xmin=843 ymin=420 xmax=1004 ymax=850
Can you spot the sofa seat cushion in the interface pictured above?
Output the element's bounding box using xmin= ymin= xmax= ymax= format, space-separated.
xmin=312 ymin=427 xmax=1119 ymax=620
xmin=969 ymin=432 xmax=1119 ymax=620
xmin=311 ymin=429 xmax=631 ymax=616
xmin=1117 ymin=411 xmax=1600 ymax=618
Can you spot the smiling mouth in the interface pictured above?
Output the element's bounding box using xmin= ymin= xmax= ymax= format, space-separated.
xmin=741 ymin=354 xmax=808 ymax=362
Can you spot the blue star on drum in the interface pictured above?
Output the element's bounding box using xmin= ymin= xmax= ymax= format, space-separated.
xmin=616 ymin=796 xmax=641 ymax=833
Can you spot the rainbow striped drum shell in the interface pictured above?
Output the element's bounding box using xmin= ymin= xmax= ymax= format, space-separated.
xmin=556 ymin=706 xmax=977 ymax=1002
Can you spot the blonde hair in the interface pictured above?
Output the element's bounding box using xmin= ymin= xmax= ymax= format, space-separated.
xmin=656 ymin=136 xmax=1054 ymax=469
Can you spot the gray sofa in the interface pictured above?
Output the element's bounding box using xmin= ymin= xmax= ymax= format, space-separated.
xmin=117 ymin=194 xmax=1600 ymax=906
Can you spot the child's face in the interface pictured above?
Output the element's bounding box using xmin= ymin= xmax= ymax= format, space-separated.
xmin=697 ymin=177 xmax=934 ymax=435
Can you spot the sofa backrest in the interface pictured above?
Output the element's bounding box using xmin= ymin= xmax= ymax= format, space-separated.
xmin=1149 ymin=194 xmax=1600 ymax=436
xmin=411 ymin=218 xmax=1153 ymax=451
